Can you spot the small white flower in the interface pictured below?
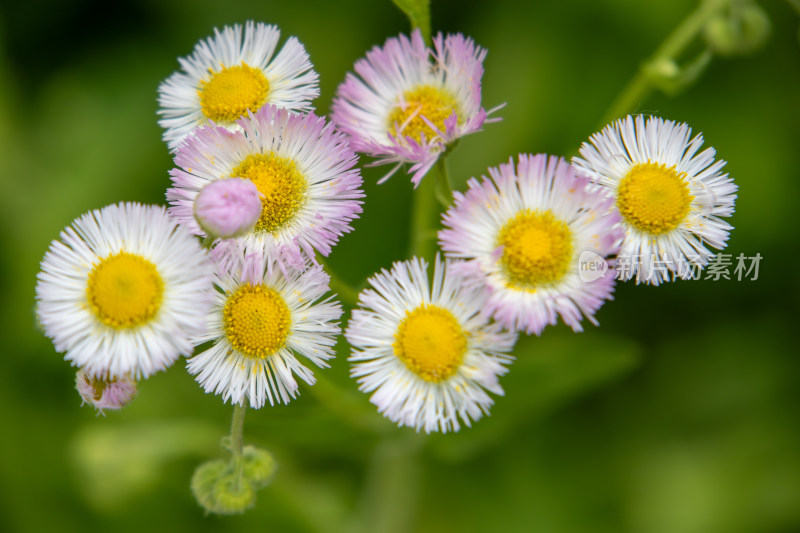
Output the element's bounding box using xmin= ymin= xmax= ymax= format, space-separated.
xmin=572 ymin=115 xmax=737 ymax=285
xmin=187 ymin=252 xmax=342 ymax=409
xmin=35 ymin=203 xmax=214 ymax=378
xmin=346 ymin=256 xmax=516 ymax=433
xmin=158 ymin=21 xmax=319 ymax=151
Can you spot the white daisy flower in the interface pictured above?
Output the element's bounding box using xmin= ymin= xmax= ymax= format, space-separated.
xmin=187 ymin=252 xmax=342 ymax=409
xmin=158 ymin=21 xmax=319 ymax=152
xmin=572 ymin=115 xmax=738 ymax=285
xmin=167 ymin=103 xmax=364 ymax=271
xmin=439 ymin=154 xmax=623 ymax=335
xmin=35 ymin=203 xmax=214 ymax=379
xmin=332 ymin=29 xmax=495 ymax=186
xmin=346 ymin=256 xmax=517 ymax=433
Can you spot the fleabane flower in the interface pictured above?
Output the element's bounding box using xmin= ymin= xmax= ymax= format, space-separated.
xmin=194 ymin=178 xmax=262 ymax=239
xmin=572 ymin=115 xmax=737 ymax=285
xmin=346 ymin=256 xmax=516 ymax=433
xmin=438 ymin=154 xmax=623 ymax=335
xmin=332 ymin=29 xmax=494 ymax=186
xmin=167 ymin=104 xmax=364 ymax=271
xmin=35 ymin=203 xmax=214 ymax=379
xmin=158 ymin=21 xmax=319 ymax=152
xmin=187 ymin=251 xmax=342 ymax=408
xmin=76 ymin=369 xmax=137 ymax=414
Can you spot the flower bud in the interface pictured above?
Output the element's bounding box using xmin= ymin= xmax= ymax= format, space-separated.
xmin=191 ymin=459 xmax=256 ymax=515
xmin=76 ymin=369 xmax=137 ymax=414
xmin=242 ymin=446 xmax=277 ymax=488
xmin=704 ymin=1 xmax=771 ymax=56
xmin=194 ymin=178 xmax=262 ymax=239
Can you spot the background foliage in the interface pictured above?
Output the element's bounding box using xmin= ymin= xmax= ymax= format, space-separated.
xmin=1 ymin=0 xmax=798 ymax=531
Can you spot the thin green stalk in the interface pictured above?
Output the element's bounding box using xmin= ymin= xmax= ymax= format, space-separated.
xmin=601 ymin=0 xmax=730 ymax=124
xmin=434 ymin=156 xmax=454 ymax=208
xmin=408 ymin=167 xmax=440 ymax=261
xmin=229 ymin=404 xmax=247 ymax=489
xmin=316 ymin=255 xmax=360 ymax=308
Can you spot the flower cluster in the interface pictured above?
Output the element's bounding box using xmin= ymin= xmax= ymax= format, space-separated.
xmin=36 ymin=20 xmax=737 ymax=440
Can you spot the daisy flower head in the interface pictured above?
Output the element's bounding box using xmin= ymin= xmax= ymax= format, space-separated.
xmin=158 ymin=21 xmax=319 ymax=152
xmin=346 ymin=256 xmax=517 ymax=433
xmin=35 ymin=203 xmax=215 ymax=379
xmin=187 ymin=251 xmax=342 ymax=408
xmin=438 ymin=154 xmax=623 ymax=336
xmin=572 ymin=115 xmax=738 ymax=285
xmin=167 ymin=103 xmax=364 ymax=271
xmin=331 ymin=29 xmax=493 ymax=186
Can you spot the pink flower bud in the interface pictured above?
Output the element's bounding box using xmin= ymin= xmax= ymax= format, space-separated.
xmin=76 ymin=369 xmax=137 ymax=415
xmin=194 ymin=178 xmax=262 ymax=239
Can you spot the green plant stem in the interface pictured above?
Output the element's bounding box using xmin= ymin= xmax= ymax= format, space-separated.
xmin=434 ymin=157 xmax=454 ymax=208
xmin=408 ymin=165 xmax=441 ymax=261
xmin=229 ymin=404 xmax=246 ymax=489
xmin=601 ymin=0 xmax=730 ymax=125
xmin=316 ymin=255 xmax=360 ymax=308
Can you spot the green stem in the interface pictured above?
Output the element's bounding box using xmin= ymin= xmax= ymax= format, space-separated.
xmin=229 ymin=404 xmax=246 ymax=489
xmin=408 ymin=165 xmax=441 ymax=261
xmin=316 ymin=255 xmax=360 ymax=308
xmin=601 ymin=0 xmax=730 ymax=124
xmin=434 ymin=157 xmax=454 ymax=208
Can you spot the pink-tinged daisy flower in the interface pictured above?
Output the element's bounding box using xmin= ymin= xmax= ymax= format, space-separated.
xmin=194 ymin=178 xmax=263 ymax=239
xmin=331 ymin=29 xmax=495 ymax=186
xmin=346 ymin=256 xmax=516 ymax=433
xmin=167 ymin=104 xmax=364 ymax=271
xmin=187 ymin=252 xmax=342 ymax=408
xmin=438 ymin=154 xmax=623 ymax=335
xmin=76 ymin=369 xmax=137 ymax=414
xmin=158 ymin=21 xmax=319 ymax=152
xmin=572 ymin=115 xmax=737 ymax=285
xmin=35 ymin=203 xmax=214 ymax=379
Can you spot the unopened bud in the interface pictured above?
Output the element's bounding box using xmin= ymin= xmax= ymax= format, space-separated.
xmin=242 ymin=446 xmax=277 ymax=488
xmin=194 ymin=178 xmax=262 ymax=239
xmin=76 ymin=369 xmax=137 ymax=414
xmin=704 ymin=2 xmax=771 ymax=56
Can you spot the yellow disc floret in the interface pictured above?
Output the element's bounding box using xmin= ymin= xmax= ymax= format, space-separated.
xmin=387 ymin=85 xmax=460 ymax=144
xmin=198 ymin=63 xmax=270 ymax=123
xmin=617 ymin=162 xmax=693 ymax=235
xmin=223 ymin=284 xmax=291 ymax=359
xmin=231 ymin=153 xmax=308 ymax=234
xmin=393 ymin=305 xmax=467 ymax=383
xmin=87 ymin=252 xmax=164 ymax=329
xmin=497 ymin=210 xmax=574 ymax=289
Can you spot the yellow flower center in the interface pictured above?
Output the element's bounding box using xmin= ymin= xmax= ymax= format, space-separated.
xmin=86 ymin=252 xmax=164 ymax=329
xmin=387 ymin=85 xmax=459 ymax=144
xmin=497 ymin=210 xmax=574 ymax=289
xmin=393 ymin=305 xmax=467 ymax=383
xmin=231 ymin=153 xmax=308 ymax=234
xmin=198 ymin=63 xmax=270 ymax=123
xmin=223 ymin=284 xmax=291 ymax=359
xmin=616 ymin=162 xmax=694 ymax=235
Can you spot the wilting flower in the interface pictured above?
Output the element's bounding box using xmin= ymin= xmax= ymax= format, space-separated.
xmin=332 ymin=29 xmax=495 ymax=186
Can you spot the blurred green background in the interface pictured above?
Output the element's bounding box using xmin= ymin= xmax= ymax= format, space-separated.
xmin=1 ymin=0 xmax=799 ymax=531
